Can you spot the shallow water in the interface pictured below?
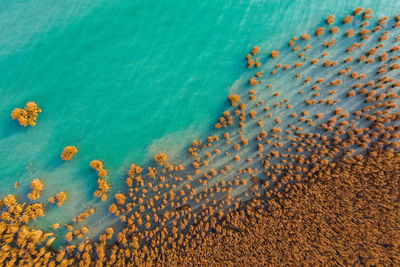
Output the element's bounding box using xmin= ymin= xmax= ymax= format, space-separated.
xmin=1 ymin=0 xmax=400 ymax=240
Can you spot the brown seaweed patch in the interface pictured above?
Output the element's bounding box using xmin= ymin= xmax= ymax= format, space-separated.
xmin=56 ymin=191 xmax=67 ymax=206
xmin=270 ymin=50 xmax=279 ymax=58
xmin=154 ymin=153 xmax=167 ymax=166
xmin=301 ymin=33 xmax=311 ymax=40
xmin=27 ymin=179 xmax=45 ymax=200
xmin=11 ymin=101 xmax=41 ymax=127
xmin=315 ymin=27 xmax=325 ymax=36
xmin=353 ymin=7 xmax=364 ymax=15
xmin=342 ymin=15 xmax=353 ymax=24
xmin=251 ymin=46 xmax=260 ymax=55
xmin=61 ymin=146 xmax=78 ymax=161
xmin=325 ymin=14 xmax=335 ymax=25
xmin=228 ymin=94 xmax=241 ymax=106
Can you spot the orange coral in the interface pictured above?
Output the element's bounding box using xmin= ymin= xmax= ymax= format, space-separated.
xmin=228 ymin=94 xmax=241 ymax=106
xmin=154 ymin=153 xmax=167 ymax=166
xmin=115 ymin=193 xmax=126 ymax=205
xmin=325 ymin=14 xmax=335 ymax=24
xmin=270 ymin=50 xmax=279 ymax=58
xmin=89 ymin=160 xmax=110 ymax=200
xmin=249 ymin=77 xmax=259 ymax=85
xmin=342 ymin=15 xmax=353 ymax=24
xmin=98 ymin=169 xmax=108 ymax=178
xmin=330 ymin=26 xmax=339 ymax=34
xmin=109 ymin=203 xmax=118 ymax=214
xmin=301 ymin=33 xmax=311 ymax=40
xmin=247 ymin=59 xmax=255 ymax=68
xmin=363 ymin=8 xmax=373 ymax=20
xmin=128 ymin=163 xmax=143 ymax=178
xmin=61 ymin=146 xmax=78 ymax=160
xmin=27 ymin=179 xmax=44 ymax=200
xmin=354 ymin=7 xmax=364 ymax=15
xmin=94 ymin=178 xmax=110 ymax=201
xmin=11 ymin=101 xmax=42 ymax=127
xmin=251 ymin=46 xmax=260 ymax=55
xmin=2 ymin=8 xmax=400 ymax=266
xmin=90 ymin=160 xmax=104 ymax=172
xmin=315 ymin=27 xmax=325 ymax=36
xmin=56 ymin=191 xmax=67 ymax=206
xmin=346 ymin=29 xmax=355 ymax=37
xmin=98 ymin=179 xmax=110 ymax=193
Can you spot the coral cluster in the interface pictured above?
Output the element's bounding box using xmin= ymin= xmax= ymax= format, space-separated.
xmin=11 ymin=102 xmax=41 ymax=127
xmin=27 ymin=179 xmax=44 ymax=201
xmin=0 ymin=195 xmax=54 ymax=266
xmin=55 ymin=192 xmax=67 ymax=206
xmin=1 ymin=7 xmax=400 ymax=266
xmin=154 ymin=151 xmax=400 ymax=265
xmin=228 ymin=94 xmax=241 ymax=106
xmin=154 ymin=153 xmax=167 ymax=166
xmin=48 ymin=191 xmax=67 ymax=206
xmin=90 ymin=160 xmax=110 ymax=201
xmin=61 ymin=146 xmax=78 ymax=160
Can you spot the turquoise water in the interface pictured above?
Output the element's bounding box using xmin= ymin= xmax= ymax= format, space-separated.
xmin=1 ymin=0 xmax=399 ymax=227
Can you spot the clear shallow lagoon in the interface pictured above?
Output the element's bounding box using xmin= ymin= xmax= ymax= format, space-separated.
xmin=1 ymin=0 xmax=399 ymax=226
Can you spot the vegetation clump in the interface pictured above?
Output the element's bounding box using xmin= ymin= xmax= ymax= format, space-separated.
xmin=90 ymin=160 xmax=110 ymax=201
xmin=228 ymin=94 xmax=241 ymax=106
xmin=61 ymin=146 xmax=78 ymax=160
xmin=154 ymin=153 xmax=167 ymax=166
xmin=11 ymin=102 xmax=41 ymax=127
xmin=27 ymin=179 xmax=44 ymax=200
